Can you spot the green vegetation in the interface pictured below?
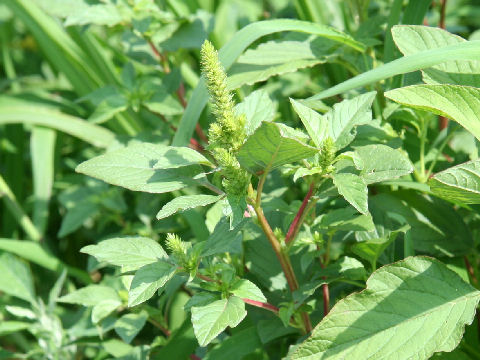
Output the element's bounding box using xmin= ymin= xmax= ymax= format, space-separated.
xmin=1 ymin=1 xmax=480 ymax=359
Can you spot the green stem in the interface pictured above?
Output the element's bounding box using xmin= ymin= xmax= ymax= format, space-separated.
xmin=0 ymin=174 xmax=42 ymax=242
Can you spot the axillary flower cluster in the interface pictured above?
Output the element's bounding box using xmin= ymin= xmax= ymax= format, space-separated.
xmin=200 ymin=40 xmax=250 ymax=196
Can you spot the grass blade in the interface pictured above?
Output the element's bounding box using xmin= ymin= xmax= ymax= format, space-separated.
xmin=310 ymin=40 xmax=480 ymax=100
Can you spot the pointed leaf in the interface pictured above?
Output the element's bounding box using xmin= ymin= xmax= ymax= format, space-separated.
xmin=157 ymin=195 xmax=222 ymax=220
xmin=227 ymin=38 xmax=333 ymax=89
xmin=429 ymin=159 xmax=480 ymax=204
xmin=289 ymin=257 xmax=480 ymax=360
xmin=326 ymin=92 xmax=376 ymax=150
xmin=191 ymin=296 xmax=247 ymax=346
xmin=332 ymin=173 xmax=368 ymax=215
xmin=128 ymin=261 xmax=176 ymax=307
xmin=81 ymin=237 xmax=168 ymax=271
xmin=290 ymin=98 xmax=328 ymax=147
xmin=386 ymin=84 xmax=480 ymax=141
xmin=115 ymin=311 xmax=149 ymax=344
xmin=235 ymin=89 xmax=275 ymax=136
xmin=353 ymin=144 xmax=414 ymax=184
xmin=76 ymin=143 xmax=210 ymax=193
xmin=58 ymin=285 xmax=120 ymax=307
xmin=0 ymin=253 xmax=35 ymax=303
xmin=237 ymin=122 xmax=318 ymax=174
xmin=230 ymin=279 xmax=267 ymax=303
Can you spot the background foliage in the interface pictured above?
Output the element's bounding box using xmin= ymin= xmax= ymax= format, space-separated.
xmin=1 ymin=0 xmax=480 ymax=359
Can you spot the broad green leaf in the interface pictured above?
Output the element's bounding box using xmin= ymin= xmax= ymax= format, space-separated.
xmin=191 ymin=296 xmax=247 ymax=346
xmin=81 ymin=237 xmax=168 ymax=271
xmin=114 ymin=311 xmax=149 ymax=344
xmin=184 ymin=292 xmax=221 ymax=313
xmin=88 ymin=94 xmax=128 ymax=124
xmin=58 ymin=200 xmax=98 ymax=237
xmin=0 ymin=100 xmax=115 ymax=148
xmin=332 ymin=173 xmax=368 ymax=215
xmin=429 ymin=159 xmax=480 ymax=203
xmin=385 ymin=85 xmax=480 ymax=142
xmin=92 ymin=299 xmax=122 ymax=324
xmin=392 ymin=25 xmax=480 ymax=87
xmin=201 ymin=218 xmax=246 ymax=256
xmin=310 ymin=31 xmax=480 ymax=100
xmin=0 ymin=321 xmax=31 ymax=336
xmin=326 ymin=92 xmax=376 ymax=150
xmin=157 ymin=195 xmax=222 ymax=220
xmin=230 ymin=279 xmax=267 ymax=302
xmin=235 ymin=89 xmax=276 ymax=136
xmin=294 ymin=257 xmax=366 ymax=304
xmin=173 ymin=18 xmax=364 ymax=146
xmin=128 ymin=261 xmax=176 ymax=307
xmin=318 ymin=208 xmax=375 ymax=232
xmin=352 ymin=225 xmax=409 ymax=270
xmin=0 ymin=253 xmax=35 ymax=303
xmin=237 ymin=122 xmax=318 ymax=174
xmin=290 ymin=98 xmax=327 ymax=147
xmin=353 ymin=144 xmax=414 ymax=184
xmin=76 ymin=143 xmax=210 ymax=193
xmin=58 ymin=285 xmax=120 ymax=307
xmin=289 ymin=257 xmax=480 ymax=360
xmin=204 ymin=326 xmax=262 ymax=360
xmin=227 ymin=38 xmax=334 ymax=89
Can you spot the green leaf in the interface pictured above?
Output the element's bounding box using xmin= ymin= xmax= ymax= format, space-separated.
xmin=429 ymin=159 xmax=480 ymax=204
xmin=290 ymin=98 xmax=328 ymax=147
xmin=230 ymin=279 xmax=267 ymax=302
xmin=114 ymin=311 xmax=149 ymax=344
xmin=289 ymin=257 xmax=480 ymax=360
xmin=352 ymin=225 xmax=409 ymax=270
xmin=202 ymin=217 xmax=246 ymax=256
xmin=353 ymin=144 xmax=414 ymax=184
xmin=203 ymin=326 xmax=261 ymax=360
xmin=58 ymin=285 xmax=120 ymax=307
xmin=91 ymin=299 xmax=122 ymax=324
xmin=64 ymin=3 xmax=124 ymax=26
xmin=235 ymin=89 xmax=276 ymax=136
xmin=227 ymin=38 xmax=334 ymax=89
xmin=0 ymin=321 xmax=31 ymax=336
xmin=332 ymin=173 xmax=368 ymax=215
xmin=237 ymin=122 xmax=318 ymax=174
xmin=173 ymin=18 xmax=364 ymax=146
xmin=310 ymin=29 xmax=480 ymax=100
xmin=191 ymin=296 xmax=247 ymax=346
xmin=157 ymin=195 xmax=222 ymax=220
xmin=81 ymin=237 xmax=168 ymax=271
xmin=76 ymin=142 xmax=210 ymax=193
xmin=88 ymin=94 xmax=128 ymax=124
xmin=392 ymin=25 xmax=480 ymax=87
xmin=0 ymin=253 xmax=35 ymax=303
xmin=128 ymin=261 xmax=176 ymax=307
xmin=385 ymin=85 xmax=480 ymax=142
xmin=326 ymin=92 xmax=376 ymax=150
xmin=318 ymin=208 xmax=375 ymax=232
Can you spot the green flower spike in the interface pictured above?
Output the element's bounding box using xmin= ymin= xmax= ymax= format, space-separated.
xmin=200 ymin=40 xmax=250 ymax=196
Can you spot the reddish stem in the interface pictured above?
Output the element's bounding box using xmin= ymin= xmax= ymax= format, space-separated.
xmin=285 ymin=182 xmax=316 ymax=244
xmin=190 ymin=354 xmax=201 ymax=360
xmin=242 ymin=298 xmax=279 ymax=314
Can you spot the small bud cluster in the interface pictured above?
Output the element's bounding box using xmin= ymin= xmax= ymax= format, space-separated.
xmin=200 ymin=40 xmax=250 ymax=196
xmin=166 ymin=233 xmax=195 ymax=272
xmin=319 ymin=137 xmax=336 ymax=174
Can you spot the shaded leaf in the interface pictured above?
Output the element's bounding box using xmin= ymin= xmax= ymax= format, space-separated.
xmin=332 ymin=173 xmax=368 ymax=215
xmin=115 ymin=311 xmax=149 ymax=344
